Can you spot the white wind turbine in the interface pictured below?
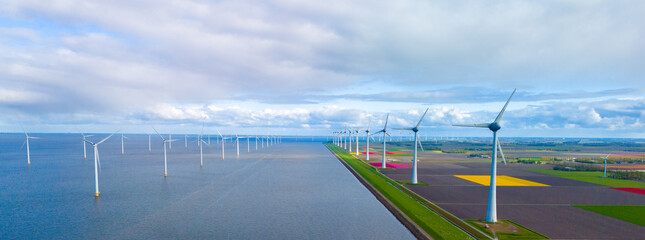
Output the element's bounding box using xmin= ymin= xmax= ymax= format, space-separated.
xmin=153 ymin=127 xmax=177 ymax=177
xmin=453 ymin=88 xmax=516 ymax=223
xmin=355 ymin=129 xmax=359 ymax=155
xmin=235 ymin=134 xmax=242 ymax=157
xmin=603 ymin=154 xmax=611 ymax=177
xmin=83 ymin=131 xmax=118 ymax=197
xmin=374 ymin=114 xmax=391 ymax=168
xmin=365 ymin=120 xmax=372 ymax=161
xmin=198 ymin=126 xmax=209 ymax=167
xmin=81 ymin=132 xmax=93 ymax=159
xmin=121 ymin=133 xmax=129 ymax=155
xmin=21 ymin=128 xmax=39 ymax=165
xmin=394 ymin=108 xmax=429 ymax=184
xmin=216 ymin=129 xmax=230 ymax=160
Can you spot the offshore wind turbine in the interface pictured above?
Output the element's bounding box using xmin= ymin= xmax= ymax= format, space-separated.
xmin=81 ymin=132 xmax=93 ymax=159
xmin=453 ymin=88 xmax=516 ymax=223
xmin=394 ymin=108 xmax=429 ymax=184
xmin=198 ymin=125 xmax=209 ymax=167
xmin=153 ymin=127 xmax=176 ymax=177
xmin=235 ymin=134 xmax=241 ymax=157
xmin=120 ymin=133 xmax=128 ymax=155
xmin=84 ymin=131 xmax=118 ymax=197
xmin=216 ymin=129 xmax=230 ymax=160
xmin=374 ymin=114 xmax=391 ymax=168
xmin=21 ymin=129 xmax=39 ymax=165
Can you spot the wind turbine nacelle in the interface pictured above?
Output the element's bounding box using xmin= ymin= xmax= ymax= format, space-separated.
xmin=489 ymin=122 xmax=501 ymax=132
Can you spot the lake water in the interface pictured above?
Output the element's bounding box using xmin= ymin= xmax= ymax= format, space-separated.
xmin=0 ymin=133 xmax=413 ymax=239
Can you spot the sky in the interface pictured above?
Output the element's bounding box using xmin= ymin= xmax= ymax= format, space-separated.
xmin=1 ymin=0 xmax=644 ymax=137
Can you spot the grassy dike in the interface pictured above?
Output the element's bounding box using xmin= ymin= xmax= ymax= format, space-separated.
xmin=325 ymin=143 xmax=490 ymax=240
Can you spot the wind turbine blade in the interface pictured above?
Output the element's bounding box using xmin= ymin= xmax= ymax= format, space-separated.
xmin=392 ymin=127 xmax=414 ymax=131
xmin=415 ymin=108 xmax=429 ymax=129
xmin=497 ymin=136 xmax=507 ymax=165
xmin=20 ymin=140 xmax=26 ymax=150
xmin=29 ymin=137 xmax=41 ymax=139
xmin=494 ymin=88 xmax=517 ymax=123
xmin=384 ymin=113 xmax=389 ymax=129
xmin=152 ymin=127 xmax=165 ymax=141
xmin=217 ymin=129 xmax=224 ymax=138
xmin=453 ymin=123 xmax=490 ymax=128
xmin=97 ymin=130 xmax=120 ymax=145
xmin=367 ymin=119 xmax=372 ymax=131
xmin=417 ymin=135 xmax=424 ymax=152
xmin=201 ymin=139 xmax=210 ymax=146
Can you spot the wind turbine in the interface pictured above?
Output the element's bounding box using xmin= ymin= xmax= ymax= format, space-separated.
xmin=347 ymin=129 xmax=353 ymax=153
xmin=81 ymin=132 xmax=93 ymax=159
xmin=153 ymin=127 xmax=176 ymax=177
xmin=374 ymin=114 xmax=391 ymax=168
xmin=453 ymin=88 xmax=516 ymax=223
xmin=394 ymin=108 xmax=429 ymax=184
xmin=216 ymin=129 xmax=230 ymax=160
xmin=365 ymin=120 xmax=372 ymax=161
xmin=121 ymin=133 xmax=129 ymax=155
xmin=603 ymin=154 xmax=610 ymax=177
xmin=235 ymin=134 xmax=241 ymax=157
xmin=355 ymin=129 xmax=359 ymax=155
xmin=84 ymin=131 xmax=118 ymax=197
xmin=21 ymin=129 xmax=39 ymax=165
xmin=198 ymin=125 xmax=209 ymax=167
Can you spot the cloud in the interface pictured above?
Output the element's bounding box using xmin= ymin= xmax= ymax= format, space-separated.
xmin=0 ymin=1 xmax=644 ymax=136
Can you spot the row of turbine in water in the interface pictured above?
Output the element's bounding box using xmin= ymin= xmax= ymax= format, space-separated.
xmin=19 ymin=126 xmax=282 ymax=198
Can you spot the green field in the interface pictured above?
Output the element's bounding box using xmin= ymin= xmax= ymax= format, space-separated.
xmin=527 ymin=169 xmax=645 ymax=188
xmin=325 ymin=143 xmax=483 ymax=239
xmin=574 ymin=205 xmax=645 ymax=227
xmin=466 ymin=220 xmax=548 ymax=240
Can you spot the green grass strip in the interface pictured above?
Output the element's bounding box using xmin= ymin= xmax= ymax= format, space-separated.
xmin=326 ymin=143 xmax=484 ymax=240
xmin=574 ymin=205 xmax=645 ymax=227
xmin=528 ymin=169 xmax=645 ymax=188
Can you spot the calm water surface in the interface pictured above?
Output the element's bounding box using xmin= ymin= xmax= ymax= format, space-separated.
xmin=0 ymin=133 xmax=413 ymax=239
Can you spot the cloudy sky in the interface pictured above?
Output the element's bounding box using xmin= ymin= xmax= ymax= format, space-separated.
xmin=1 ymin=0 xmax=644 ymax=137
